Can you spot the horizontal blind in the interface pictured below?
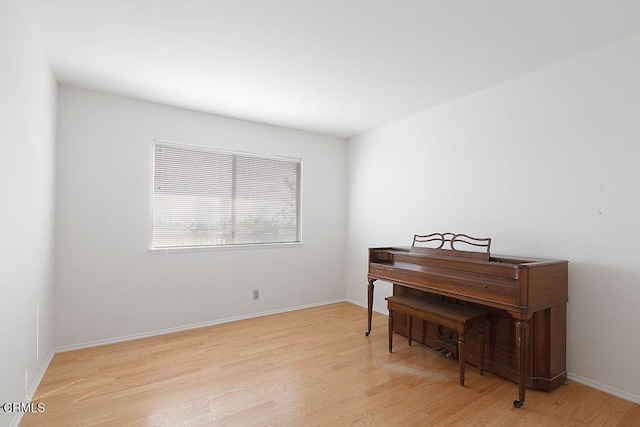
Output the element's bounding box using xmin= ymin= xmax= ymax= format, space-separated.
xmin=153 ymin=142 xmax=301 ymax=249
xmin=234 ymin=155 xmax=300 ymax=244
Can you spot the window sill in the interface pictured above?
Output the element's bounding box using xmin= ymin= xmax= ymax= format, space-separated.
xmin=149 ymin=241 xmax=304 ymax=254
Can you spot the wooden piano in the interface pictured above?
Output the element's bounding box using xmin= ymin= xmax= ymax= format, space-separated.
xmin=365 ymin=233 xmax=568 ymax=408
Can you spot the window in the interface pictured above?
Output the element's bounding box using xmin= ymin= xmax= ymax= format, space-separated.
xmin=152 ymin=142 xmax=301 ymax=249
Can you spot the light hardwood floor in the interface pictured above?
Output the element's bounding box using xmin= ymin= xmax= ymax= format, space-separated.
xmin=21 ymin=302 xmax=639 ymax=426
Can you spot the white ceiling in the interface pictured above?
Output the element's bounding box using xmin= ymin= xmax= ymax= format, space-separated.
xmin=23 ymin=0 xmax=640 ymax=138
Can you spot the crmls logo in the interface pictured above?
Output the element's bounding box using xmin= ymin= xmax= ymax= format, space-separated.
xmin=2 ymin=402 xmax=46 ymax=413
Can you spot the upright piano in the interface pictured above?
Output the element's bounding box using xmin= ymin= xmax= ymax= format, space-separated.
xmin=365 ymin=233 xmax=568 ymax=407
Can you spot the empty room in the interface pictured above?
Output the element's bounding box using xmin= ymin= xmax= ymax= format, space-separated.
xmin=2 ymin=0 xmax=640 ymax=425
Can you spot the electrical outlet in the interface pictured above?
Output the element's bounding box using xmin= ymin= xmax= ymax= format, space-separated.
xmin=253 ymin=289 xmax=259 ymax=300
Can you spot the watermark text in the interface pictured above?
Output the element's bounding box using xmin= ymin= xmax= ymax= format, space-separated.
xmin=2 ymin=402 xmax=45 ymax=413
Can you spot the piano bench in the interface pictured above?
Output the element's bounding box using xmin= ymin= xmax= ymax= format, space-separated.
xmin=385 ymin=294 xmax=487 ymax=387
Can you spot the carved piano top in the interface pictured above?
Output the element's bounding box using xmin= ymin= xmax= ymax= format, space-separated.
xmin=368 ymin=233 xmax=568 ymax=314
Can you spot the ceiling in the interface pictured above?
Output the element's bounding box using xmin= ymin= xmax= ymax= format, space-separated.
xmin=23 ymin=0 xmax=640 ymax=138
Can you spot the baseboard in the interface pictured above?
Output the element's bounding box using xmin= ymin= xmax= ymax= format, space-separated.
xmin=55 ymin=299 xmax=347 ymax=353
xmin=9 ymin=349 xmax=55 ymax=427
xmin=568 ymin=372 xmax=640 ymax=404
xmin=345 ymin=298 xmax=388 ymax=315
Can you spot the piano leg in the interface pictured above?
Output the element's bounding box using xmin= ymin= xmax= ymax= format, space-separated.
xmin=388 ymin=309 xmax=394 ymax=352
xmin=513 ymin=318 xmax=530 ymax=408
xmin=365 ymin=279 xmax=375 ymax=336
xmin=479 ymin=321 xmax=485 ymax=376
xmin=458 ymin=330 xmax=466 ymax=386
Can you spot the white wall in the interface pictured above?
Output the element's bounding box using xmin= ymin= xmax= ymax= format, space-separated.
xmin=0 ymin=0 xmax=57 ymax=425
xmin=54 ymin=86 xmax=347 ymax=348
xmin=346 ymin=33 xmax=640 ymax=402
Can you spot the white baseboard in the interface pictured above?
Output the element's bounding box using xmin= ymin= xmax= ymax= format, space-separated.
xmin=55 ymin=299 xmax=346 ymax=353
xmin=9 ymin=349 xmax=55 ymax=427
xmin=567 ymin=372 xmax=640 ymax=404
xmin=345 ymin=298 xmax=387 ymax=315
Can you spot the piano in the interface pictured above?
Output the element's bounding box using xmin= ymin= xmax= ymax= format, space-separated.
xmin=365 ymin=233 xmax=568 ymax=408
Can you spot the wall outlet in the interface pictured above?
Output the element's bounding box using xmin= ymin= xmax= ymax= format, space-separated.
xmin=253 ymin=289 xmax=259 ymax=300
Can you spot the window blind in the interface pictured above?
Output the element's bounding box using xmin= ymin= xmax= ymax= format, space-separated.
xmin=153 ymin=142 xmax=301 ymax=249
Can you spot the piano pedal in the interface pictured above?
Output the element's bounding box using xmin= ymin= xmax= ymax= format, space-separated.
xmin=433 ymin=348 xmax=455 ymax=358
xmin=433 ymin=347 xmax=456 ymax=359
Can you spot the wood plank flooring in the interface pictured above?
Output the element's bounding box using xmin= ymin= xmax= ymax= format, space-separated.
xmin=21 ymin=302 xmax=639 ymax=426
